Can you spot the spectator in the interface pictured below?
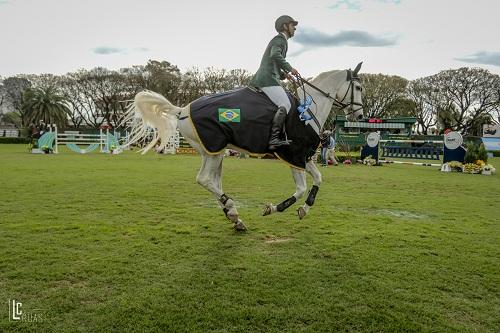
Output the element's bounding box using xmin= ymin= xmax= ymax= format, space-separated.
xmin=326 ymin=130 xmax=338 ymax=166
xmin=320 ymin=130 xmax=335 ymax=166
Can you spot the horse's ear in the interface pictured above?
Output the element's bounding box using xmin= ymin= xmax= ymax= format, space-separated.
xmin=353 ymin=62 xmax=363 ymax=76
xmin=346 ymin=70 xmax=352 ymax=81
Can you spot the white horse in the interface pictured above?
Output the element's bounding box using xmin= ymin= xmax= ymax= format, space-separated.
xmin=123 ymin=63 xmax=364 ymax=231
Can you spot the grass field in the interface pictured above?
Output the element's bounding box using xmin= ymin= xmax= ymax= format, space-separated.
xmin=1 ymin=144 xmax=499 ymax=332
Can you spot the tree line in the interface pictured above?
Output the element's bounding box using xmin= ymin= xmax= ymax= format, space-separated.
xmin=359 ymin=68 xmax=500 ymax=135
xmin=0 ymin=59 xmax=499 ymax=136
xmin=0 ymin=60 xmax=252 ymax=131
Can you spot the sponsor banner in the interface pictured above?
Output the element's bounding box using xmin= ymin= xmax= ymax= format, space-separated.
xmin=482 ymin=137 xmax=500 ymax=151
xmin=444 ymin=131 xmax=463 ymax=150
xmin=366 ymin=132 xmax=380 ymax=148
xmin=483 ymin=124 xmax=500 ymax=138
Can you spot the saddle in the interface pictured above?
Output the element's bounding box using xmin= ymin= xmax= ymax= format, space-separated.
xmin=189 ymin=87 xmax=320 ymax=169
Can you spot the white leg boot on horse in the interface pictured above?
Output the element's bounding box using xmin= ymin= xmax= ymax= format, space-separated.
xmin=297 ymin=160 xmax=322 ymax=219
xmin=262 ymin=167 xmax=307 ymax=217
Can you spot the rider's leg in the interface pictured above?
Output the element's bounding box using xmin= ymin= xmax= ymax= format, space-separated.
xmin=261 ymin=86 xmax=292 ymax=150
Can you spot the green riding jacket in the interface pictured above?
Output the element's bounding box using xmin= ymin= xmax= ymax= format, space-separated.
xmin=250 ymin=33 xmax=293 ymax=88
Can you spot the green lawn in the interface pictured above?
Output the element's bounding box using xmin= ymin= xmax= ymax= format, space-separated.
xmin=1 ymin=144 xmax=499 ymax=332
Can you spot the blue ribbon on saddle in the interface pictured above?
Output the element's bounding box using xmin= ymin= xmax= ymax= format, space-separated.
xmin=297 ymin=95 xmax=313 ymax=121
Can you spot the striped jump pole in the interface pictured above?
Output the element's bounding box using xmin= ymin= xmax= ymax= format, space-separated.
xmin=53 ymin=125 xmax=58 ymax=154
xmin=380 ymin=160 xmax=442 ymax=167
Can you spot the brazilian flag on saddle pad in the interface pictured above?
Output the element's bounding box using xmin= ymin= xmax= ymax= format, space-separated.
xmin=218 ymin=108 xmax=241 ymax=123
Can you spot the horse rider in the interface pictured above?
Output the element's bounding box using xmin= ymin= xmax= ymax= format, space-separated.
xmin=250 ymin=15 xmax=301 ymax=150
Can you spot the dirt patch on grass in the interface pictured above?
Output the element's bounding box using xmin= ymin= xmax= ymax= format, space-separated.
xmin=382 ymin=209 xmax=427 ymax=219
xmin=369 ymin=209 xmax=428 ymax=219
xmin=264 ymin=235 xmax=293 ymax=244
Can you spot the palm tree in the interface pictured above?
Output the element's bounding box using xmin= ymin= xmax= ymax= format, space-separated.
xmin=22 ymin=86 xmax=70 ymax=128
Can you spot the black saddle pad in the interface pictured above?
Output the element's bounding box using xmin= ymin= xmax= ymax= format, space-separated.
xmin=189 ymin=87 xmax=320 ymax=169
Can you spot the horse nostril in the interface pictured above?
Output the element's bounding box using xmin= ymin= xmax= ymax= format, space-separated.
xmin=357 ymin=114 xmax=363 ymax=120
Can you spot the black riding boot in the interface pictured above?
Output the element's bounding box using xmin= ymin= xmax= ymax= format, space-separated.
xmin=268 ymin=107 xmax=292 ymax=150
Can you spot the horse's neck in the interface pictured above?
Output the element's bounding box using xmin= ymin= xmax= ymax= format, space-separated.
xmin=299 ymin=70 xmax=345 ymax=133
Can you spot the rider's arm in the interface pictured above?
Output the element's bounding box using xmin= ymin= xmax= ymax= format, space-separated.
xmin=269 ymin=39 xmax=293 ymax=74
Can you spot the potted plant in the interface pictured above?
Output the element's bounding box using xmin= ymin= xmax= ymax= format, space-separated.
xmin=482 ymin=163 xmax=496 ymax=175
xmin=448 ymin=161 xmax=463 ymax=172
xmin=463 ymin=163 xmax=482 ymax=174
xmin=362 ymin=155 xmax=377 ymax=166
xmin=41 ymin=145 xmax=53 ymax=154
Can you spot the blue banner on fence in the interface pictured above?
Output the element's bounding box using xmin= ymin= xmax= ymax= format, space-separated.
xmin=481 ymin=137 xmax=500 ymax=151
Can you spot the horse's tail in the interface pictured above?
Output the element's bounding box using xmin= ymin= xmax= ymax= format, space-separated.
xmin=121 ymin=90 xmax=182 ymax=154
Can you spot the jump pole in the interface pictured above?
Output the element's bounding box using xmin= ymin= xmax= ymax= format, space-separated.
xmin=381 ymin=160 xmax=442 ymax=167
xmin=99 ymin=128 xmax=103 ymax=152
xmin=54 ymin=125 xmax=58 ymax=154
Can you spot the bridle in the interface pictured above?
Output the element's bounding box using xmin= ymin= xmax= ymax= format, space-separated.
xmin=291 ymin=70 xmax=364 ymax=120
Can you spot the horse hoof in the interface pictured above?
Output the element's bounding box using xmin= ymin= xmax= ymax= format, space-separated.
xmin=227 ymin=212 xmax=239 ymax=224
xmin=262 ymin=203 xmax=273 ymax=216
xmin=297 ymin=207 xmax=306 ymax=220
xmin=233 ymin=219 xmax=247 ymax=231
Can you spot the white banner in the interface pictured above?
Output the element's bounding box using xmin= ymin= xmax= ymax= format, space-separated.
xmin=483 ymin=124 xmax=500 ymax=138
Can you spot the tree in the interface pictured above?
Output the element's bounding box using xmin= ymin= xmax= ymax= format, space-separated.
xmin=21 ymin=73 xmax=62 ymax=89
xmin=493 ymin=84 xmax=500 ymax=124
xmin=64 ymin=68 xmax=138 ymax=128
xmin=467 ymin=113 xmax=494 ymax=137
xmin=436 ymin=104 xmax=460 ymax=133
xmin=22 ymin=86 xmax=70 ymax=128
xmin=2 ymin=111 xmax=22 ymax=127
xmin=359 ymin=73 xmax=408 ymax=118
xmin=430 ymin=67 xmax=500 ymax=134
xmin=384 ymin=97 xmax=416 ymax=117
xmin=142 ymin=60 xmax=182 ymax=101
xmin=20 ymin=73 xmax=88 ymax=129
xmin=200 ymin=67 xmax=253 ymax=95
xmin=407 ymin=78 xmax=443 ymax=134
xmin=178 ymin=67 xmax=206 ymax=106
xmin=0 ymin=78 xmax=6 ymax=124
xmin=226 ymin=69 xmax=253 ymax=88
xmin=2 ymin=77 xmax=32 ymax=126
xmin=59 ymin=73 xmax=91 ymax=129
xmin=203 ymin=67 xmax=229 ymax=94
xmin=0 ymin=77 xmax=4 ymax=109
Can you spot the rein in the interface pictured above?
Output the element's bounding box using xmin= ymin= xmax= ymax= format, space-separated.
xmin=290 ymin=73 xmax=321 ymax=129
xmin=291 ymin=72 xmax=363 ymax=120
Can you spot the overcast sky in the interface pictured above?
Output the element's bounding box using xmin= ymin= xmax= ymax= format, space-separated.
xmin=0 ymin=0 xmax=499 ymax=80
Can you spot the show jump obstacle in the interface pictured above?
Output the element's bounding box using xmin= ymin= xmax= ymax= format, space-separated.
xmin=34 ymin=125 xmax=125 ymax=154
xmin=361 ymin=131 xmax=466 ymax=166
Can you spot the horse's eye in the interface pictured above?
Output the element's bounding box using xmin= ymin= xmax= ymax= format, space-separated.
xmin=356 ymin=86 xmax=362 ymax=91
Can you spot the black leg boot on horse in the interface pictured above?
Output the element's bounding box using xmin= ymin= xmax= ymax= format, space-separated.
xmin=268 ymin=106 xmax=292 ymax=150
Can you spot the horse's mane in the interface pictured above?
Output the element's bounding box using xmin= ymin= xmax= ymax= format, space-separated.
xmin=311 ymin=69 xmax=344 ymax=84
